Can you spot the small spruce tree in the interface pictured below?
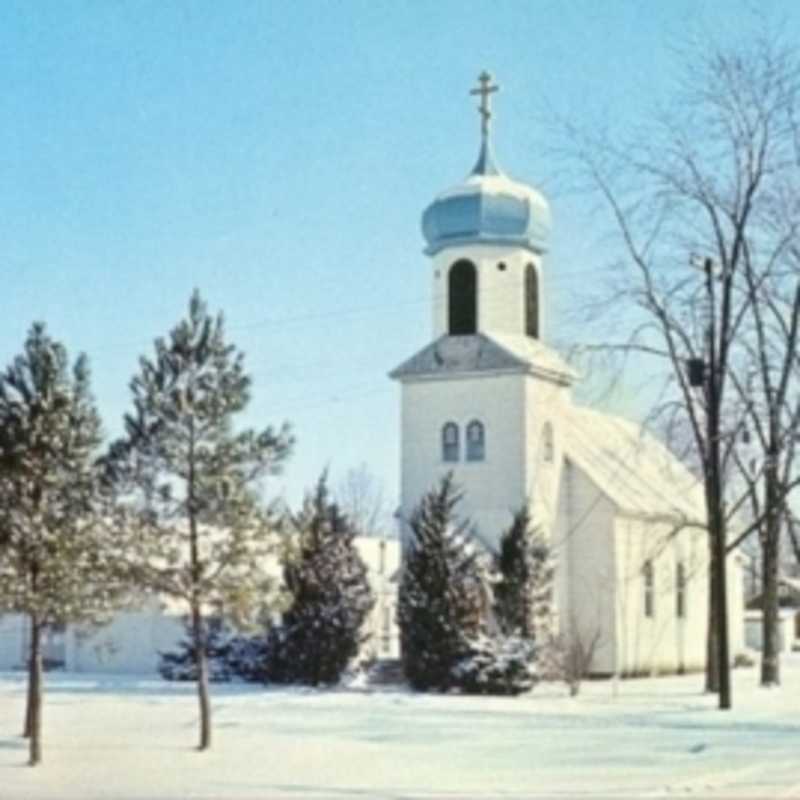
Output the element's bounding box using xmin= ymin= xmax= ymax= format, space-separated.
xmin=158 ymin=616 xmax=234 ymax=682
xmin=0 ymin=325 xmax=122 ymax=766
xmin=265 ymin=474 xmax=374 ymax=685
xmin=495 ymin=506 xmax=554 ymax=642
xmin=106 ymin=291 xmax=293 ymax=750
xmin=397 ymin=474 xmax=483 ymax=691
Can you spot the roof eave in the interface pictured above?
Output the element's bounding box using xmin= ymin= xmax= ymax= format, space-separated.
xmin=423 ymin=235 xmax=547 ymax=257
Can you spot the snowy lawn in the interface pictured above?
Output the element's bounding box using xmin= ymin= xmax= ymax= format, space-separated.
xmin=2 ymin=658 xmax=800 ymax=799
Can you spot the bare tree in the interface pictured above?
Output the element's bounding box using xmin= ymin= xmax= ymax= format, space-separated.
xmin=336 ymin=463 xmax=389 ymax=539
xmin=731 ymin=238 xmax=800 ymax=685
xmin=565 ymin=31 xmax=800 ymax=707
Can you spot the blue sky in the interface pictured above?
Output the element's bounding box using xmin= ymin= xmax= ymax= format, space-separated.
xmin=1 ymin=0 xmax=797 ymax=513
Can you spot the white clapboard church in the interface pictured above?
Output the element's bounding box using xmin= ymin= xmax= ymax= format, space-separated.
xmin=391 ymin=73 xmax=744 ymax=676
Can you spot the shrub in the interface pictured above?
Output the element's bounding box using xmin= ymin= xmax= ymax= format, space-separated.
xmin=452 ymin=633 xmax=537 ymax=695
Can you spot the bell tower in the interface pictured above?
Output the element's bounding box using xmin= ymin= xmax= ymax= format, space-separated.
xmin=421 ymin=73 xmax=551 ymax=345
xmin=391 ymin=73 xmax=574 ymax=550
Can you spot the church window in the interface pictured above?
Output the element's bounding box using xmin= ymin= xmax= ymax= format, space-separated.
xmin=542 ymin=422 xmax=554 ymax=463
xmin=442 ymin=422 xmax=460 ymax=462
xmin=466 ymin=420 xmax=485 ymax=461
xmin=643 ymin=560 xmax=654 ymax=618
xmin=448 ymin=260 xmax=477 ymax=335
xmin=676 ymin=562 xmax=686 ymax=619
xmin=525 ymin=263 xmax=539 ymax=339
xmin=382 ymin=604 xmax=391 ymax=653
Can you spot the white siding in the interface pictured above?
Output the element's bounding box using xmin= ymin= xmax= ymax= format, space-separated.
xmin=558 ymin=460 xmax=618 ymax=675
xmin=400 ymin=373 xmax=526 ymax=550
xmin=431 ymin=244 xmax=545 ymax=340
xmin=612 ymin=517 xmax=707 ymax=675
xmin=0 ymin=615 xmax=25 ymax=669
xmin=355 ymin=537 xmax=401 ymax=660
xmin=522 ymin=373 xmax=571 ymax=535
xmin=69 ymin=608 xmax=184 ymax=675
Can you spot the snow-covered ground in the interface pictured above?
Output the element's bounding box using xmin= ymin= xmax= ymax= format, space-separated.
xmin=2 ymin=658 xmax=800 ymax=799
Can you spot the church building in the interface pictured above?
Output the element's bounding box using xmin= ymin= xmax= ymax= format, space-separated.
xmin=391 ymin=73 xmax=744 ymax=676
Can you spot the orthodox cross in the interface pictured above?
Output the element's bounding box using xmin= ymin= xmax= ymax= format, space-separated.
xmin=470 ymin=71 xmax=499 ymax=139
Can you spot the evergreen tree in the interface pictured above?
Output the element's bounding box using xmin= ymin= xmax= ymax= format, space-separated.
xmin=105 ymin=291 xmax=293 ymax=750
xmin=494 ymin=506 xmax=554 ymax=642
xmin=0 ymin=324 xmax=121 ymax=766
xmin=158 ymin=616 xmax=234 ymax=682
xmin=265 ymin=475 xmax=374 ymax=685
xmin=397 ymin=474 xmax=483 ymax=691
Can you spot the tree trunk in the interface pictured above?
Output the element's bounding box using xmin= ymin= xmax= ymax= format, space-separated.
xmin=760 ymin=484 xmax=781 ymax=686
xmin=28 ymin=613 xmax=43 ymax=766
xmin=705 ymin=345 xmax=731 ymax=710
xmin=191 ymin=603 xmax=211 ymax=751
xmin=187 ymin=414 xmax=211 ymax=750
xmin=705 ymin=538 xmax=720 ymax=693
xmin=23 ymin=655 xmax=34 ymax=737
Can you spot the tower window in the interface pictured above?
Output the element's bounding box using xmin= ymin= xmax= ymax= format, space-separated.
xmin=442 ymin=422 xmax=460 ymax=462
xmin=497 ymin=262 xmax=507 ymax=272
xmin=676 ymin=562 xmax=686 ymax=619
xmin=643 ymin=560 xmax=654 ymax=618
xmin=525 ymin=263 xmax=539 ymax=339
xmin=466 ymin=420 xmax=485 ymax=461
xmin=448 ymin=260 xmax=477 ymax=335
xmin=542 ymin=422 xmax=554 ymax=463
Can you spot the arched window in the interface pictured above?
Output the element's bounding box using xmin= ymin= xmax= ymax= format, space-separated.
xmin=542 ymin=422 xmax=554 ymax=463
xmin=676 ymin=562 xmax=686 ymax=619
xmin=643 ymin=560 xmax=654 ymax=618
xmin=466 ymin=420 xmax=485 ymax=462
xmin=442 ymin=422 xmax=459 ymax=462
xmin=449 ymin=260 xmax=477 ymax=335
xmin=525 ymin=263 xmax=539 ymax=339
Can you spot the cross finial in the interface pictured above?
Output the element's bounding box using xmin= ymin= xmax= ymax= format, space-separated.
xmin=470 ymin=70 xmax=499 ymax=140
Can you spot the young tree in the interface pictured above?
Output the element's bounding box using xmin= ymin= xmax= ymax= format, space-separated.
xmin=265 ymin=474 xmax=374 ymax=685
xmin=106 ymin=291 xmax=293 ymax=750
xmin=397 ymin=474 xmax=483 ymax=691
xmin=0 ymin=324 xmax=120 ymax=766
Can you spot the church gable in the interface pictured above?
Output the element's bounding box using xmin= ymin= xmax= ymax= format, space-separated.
xmin=390 ymin=332 xmax=576 ymax=384
xmin=390 ymin=333 xmax=526 ymax=380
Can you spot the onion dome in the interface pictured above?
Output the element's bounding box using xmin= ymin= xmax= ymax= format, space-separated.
xmin=421 ymin=72 xmax=551 ymax=256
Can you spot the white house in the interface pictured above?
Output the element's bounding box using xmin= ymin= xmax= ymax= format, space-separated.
xmin=390 ymin=72 xmax=744 ymax=676
xmin=0 ymin=535 xmax=401 ymax=675
xmin=745 ymin=576 xmax=800 ymax=654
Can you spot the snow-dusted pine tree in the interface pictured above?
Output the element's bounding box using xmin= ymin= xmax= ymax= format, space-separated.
xmin=494 ymin=506 xmax=554 ymax=642
xmin=265 ymin=474 xmax=374 ymax=685
xmin=0 ymin=324 xmax=122 ymax=766
xmin=397 ymin=474 xmax=483 ymax=691
xmin=105 ymin=291 xmax=293 ymax=751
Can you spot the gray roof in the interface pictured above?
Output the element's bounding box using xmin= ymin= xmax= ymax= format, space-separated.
xmin=389 ymin=333 xmax=576 ymax=384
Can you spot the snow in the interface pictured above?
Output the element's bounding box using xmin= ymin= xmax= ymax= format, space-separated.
xmin=2 ymin=658 xmax=800 ymax=798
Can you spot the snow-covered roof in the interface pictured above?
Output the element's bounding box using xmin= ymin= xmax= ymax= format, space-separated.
xmin=389 ymin=333 xmax=576 ymax=385
xmin=562 ymin=406 xmax=707 ymax=525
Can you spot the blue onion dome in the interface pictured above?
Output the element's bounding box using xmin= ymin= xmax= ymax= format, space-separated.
xmin=421 ymin=138 xmax=551 ymax=256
